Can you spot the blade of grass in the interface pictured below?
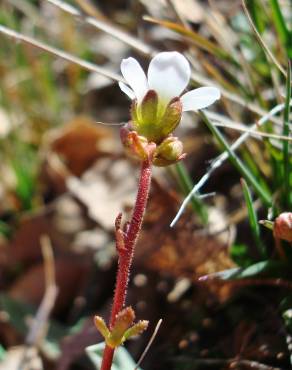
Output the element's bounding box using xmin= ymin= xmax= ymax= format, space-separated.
xmin=245 ymin=0 xmax=265 ymax=33
xmin=0 ymin=18 xmax=278 ymax=128
xmin=282 ymin=60 xmax=292 ymax=207
xmin=143 ymin=16 xmax=232 ymax=61
xmin=0 ymin=24 xmax=123 ymax=82
xmin=189 ymin=66 xmax=282 ymax=125
xmin=11 ymin=156 xmax=36 ymax=210
xmin=6 ymin=0 xmax=41 ymax=26
xmin=199 ymin=111 xmax=271 ymax=206
xmin=241 ymin=178 xmax=266 ymax=258
xmin=202 ymin=59 xmax=246 ymax=94
xmin=200 ymin=111 xmax=272 ymax=206
xmin=269 ymin=0 xmax=292 ymax=57
xmin=208 ymin=117 xmax=292 ymax=142
xmin=171 ymin=102 xmax=288 ymax=227
xmin=242 ymin=0 xmax=286 ymax=77
xmin=74 ymin=0 xmax=105 ymax=20
xmin=174 ymin=162 xmax=208 ymax=225
xmin=46 ymin=0 xmax=154 ymax=56
xmin=241 ymin=148 xmax=270 ymax=189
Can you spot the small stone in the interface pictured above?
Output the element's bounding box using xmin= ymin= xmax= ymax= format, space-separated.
xmin=178 ymin=339 xmax=188 ymax=349
xmin=202 ymin=318 xmax=213 ymax=328
xmin=276 ymin=352 xmax=285 ymax=360
xmin=189 ymin=332 xmax=199 ymax=342
xmin=133 ymin=274 xmax=148 ymax=287
xmin=0 ymin=311 xmax=9 ymax=322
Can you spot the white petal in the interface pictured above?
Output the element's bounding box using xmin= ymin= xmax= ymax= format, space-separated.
xmin=181 ymin=87 xmax=221 ymax=111
xmin=148 ymin=52 xmax=191 ymax=103
xmin=118 ymin=82 xmax=135 ymax=100
xmin=120 ymin=57 xmax=148 ymax=102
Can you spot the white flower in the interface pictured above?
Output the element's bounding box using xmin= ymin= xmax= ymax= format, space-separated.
xmin=119 ymin=51 xmax=220 ymax=114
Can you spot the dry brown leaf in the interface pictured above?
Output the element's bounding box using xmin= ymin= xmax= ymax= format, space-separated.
xmin=8 ymin=258 xmax=90 ymax=314
xmin=135 ymin=180 xmax=235 ymax=280
xmin=46 ymin=116 xmax=114 ymax=177
xmin=56 ymin=319 xmax=101 ymax=370
xmin=2 ymin=213 xmax=54 ymax=266
xmin=67 ymin=158 xmax=137 ymax=229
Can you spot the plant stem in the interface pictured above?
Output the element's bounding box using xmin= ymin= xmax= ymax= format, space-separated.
xmin=100 ymin=158 xmax=152 ymax=370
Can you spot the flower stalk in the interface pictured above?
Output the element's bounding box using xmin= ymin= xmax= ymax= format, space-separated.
xmin=100 ymin=157 xmax=153 ymax=370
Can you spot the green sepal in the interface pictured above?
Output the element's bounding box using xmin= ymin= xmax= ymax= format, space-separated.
xmin=132 ymin=90 xmax=159 ymax=142
xmin=94 ymin=316 xmax=111 ymax=340
xmin=139 ymin=90 xmax=158 ymax=127
xmin=123 ymin=320 xmax=149 ymax=341
xmin=130 ymin=93 xmax=182 ymax=143
xmin=160 ymin=97 xmax=182 ymax=139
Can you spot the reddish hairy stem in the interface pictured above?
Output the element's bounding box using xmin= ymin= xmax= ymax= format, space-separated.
xmin=100 ymin=159 xmax=152 ymax=370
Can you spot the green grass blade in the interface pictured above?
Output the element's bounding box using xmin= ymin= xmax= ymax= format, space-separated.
xmin=0 ymin=220 xmax=11 ymax=237
xmin=241 ymin=178 xmax=266 ymax=258
xmin=199 ymin=111 xmax=272 ymax=207
xmin=245 ymin=0 xmax=265 ymax=34
xmin=282 ymin=61 xmax=292 ymax=207
xmin=269 ymin=0 xmax=292 ymax=56
xmin=175 ymin=162 xmax=208 ymax=225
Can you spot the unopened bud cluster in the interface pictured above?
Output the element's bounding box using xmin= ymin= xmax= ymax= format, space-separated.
xmin=94 ymin=306 xmax=148 ymax=348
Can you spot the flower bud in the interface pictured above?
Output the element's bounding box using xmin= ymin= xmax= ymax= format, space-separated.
xmin=273 ymin=212 xmax=292 ymax=242
xmin=120 ymin=124 xmax=149 ymax=161
xmin=131 ymin=91 xmax=183 ymax=143
xmin=109 ymin=307 xmax=135 ymax=347
xmin=153 ymin=136 xmax=186 ymax=167
xmin=94 ymin=307 xmax=148 ymax=348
